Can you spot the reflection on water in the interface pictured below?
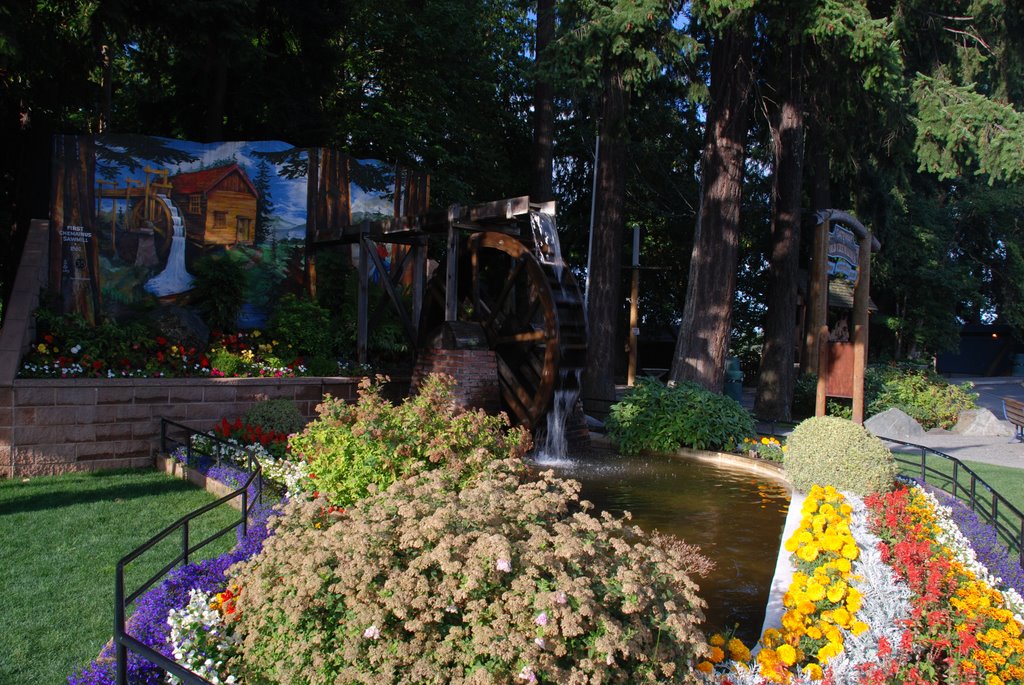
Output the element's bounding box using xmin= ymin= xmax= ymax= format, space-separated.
xmin=528 ymin=450 xmax=790 ymax=644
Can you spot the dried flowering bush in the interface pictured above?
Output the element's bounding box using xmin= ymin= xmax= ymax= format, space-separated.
xmin=290 ymin=373 xmax=532 ymax=505
xmin=228 ymin=459 xmax=713 ymax=684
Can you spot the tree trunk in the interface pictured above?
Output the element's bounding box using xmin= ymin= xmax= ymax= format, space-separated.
xmin=800 ymin=120 xmax=832 ymax=374
xmin=531 ymin=0 xmax=555 ymax=203
xmin=754 ymin=61 xmax=805 ymax=421
xmin=670 ymin=25 xmax=754 ymax=392
xmin=581 ymin=66 xmax=628 ymax=418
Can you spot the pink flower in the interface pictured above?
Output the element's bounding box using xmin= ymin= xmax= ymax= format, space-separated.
xmin=555 ymin=591 xmax=567 ymax=605
xmin=496 ymin=558 xmax=512 ymax=572
xmin=518 ymin=666 xmax=537 ymax=684
xmin=534 ymin=637 xmax=546 ymax=649
xmin=363 ymin=625 xmax=381 ymax=640
xmin=535 ymin=612 xmax=548 ymax=627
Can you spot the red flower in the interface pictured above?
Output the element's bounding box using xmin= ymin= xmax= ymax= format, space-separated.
xmin=155 ymin=336 xmax=167 ymax=346
xmin=44 ymin=333 xmax=54 ymax=343
xmin=92 ymin=360 xmax=103 ymax=370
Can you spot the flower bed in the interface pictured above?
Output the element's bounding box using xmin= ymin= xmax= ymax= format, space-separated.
xmin=19 ymin=324 xmax=366 ymax=380
xmin=697 ymin=480 xmax=1024 ymax=685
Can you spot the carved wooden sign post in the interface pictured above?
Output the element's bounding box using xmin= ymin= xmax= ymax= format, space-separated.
xmin=807 ymin=210 xmax=880 ymax=424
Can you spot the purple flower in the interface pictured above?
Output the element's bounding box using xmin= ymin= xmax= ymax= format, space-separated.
xmin=363 ymin=625 xmax=381 ymax=640
xmin=535 ymin=612 xmax=548 ymax=627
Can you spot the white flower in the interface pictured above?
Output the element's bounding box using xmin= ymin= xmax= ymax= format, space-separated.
xmin=363 ymin=624 xmax=381 ymax=640
xmin=534 ymin=637 xmax=546 ymax=649
xmin=496 ymin=558 xmax=512 ymax=572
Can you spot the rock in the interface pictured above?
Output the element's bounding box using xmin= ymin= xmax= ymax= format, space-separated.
xmin=865 ymin=408 xmax=926 ymax=440
xmin=952 ymin=408 xmax=1014 ymax=437
xmin=144 ymin=305 xmax=210 ymax=350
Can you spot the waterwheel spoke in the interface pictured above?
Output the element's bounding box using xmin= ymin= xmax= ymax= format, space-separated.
xmin=482 ymin=257 xmax=526 ymax=330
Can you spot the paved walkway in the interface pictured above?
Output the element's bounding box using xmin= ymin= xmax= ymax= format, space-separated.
xmin=743 ymin=375 xmax=1024 ymax=470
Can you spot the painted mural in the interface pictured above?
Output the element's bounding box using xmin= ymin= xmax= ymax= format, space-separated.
xmin=49 ymin=134 xmax=427 ymax=330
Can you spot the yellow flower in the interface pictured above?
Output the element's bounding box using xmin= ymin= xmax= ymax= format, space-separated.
xmin=696 ymin=661 xmax=714 ymax=674
xmin=777 ymin=644 xmax=797 ymax=666
xmin=826 ymin=582 xmax=847 ymax=604
xmin=817 ymin=641 xmax=843 ymax=662
xmin=710 ymin=633 xmax=726 ymax=647
xmin=728 ymin=637 xmax=751 ymax=662
xmin=709 ymin=646 xmax=726 ymax=663
xmin=850 ymin=620 xmax=869 ymax=636
xmin=798 ymin=544 xmax=821 ymax=564
xmin=805 ymin=663 xmax=824 ymax=680
xmin=841 ymin=543 xmax=859 ymax=560
xmin=804 ymin=580 xmax=826 ymax=602
xmin=37 ymin=343 xmax=47 ymax=353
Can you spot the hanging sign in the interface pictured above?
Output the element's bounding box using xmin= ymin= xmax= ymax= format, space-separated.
xmin=827 ymin=224 xmax=859 ymax=281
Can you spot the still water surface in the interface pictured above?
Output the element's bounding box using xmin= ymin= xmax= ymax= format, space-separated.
xmin=530 ymin=451 xmax=790 ymax=644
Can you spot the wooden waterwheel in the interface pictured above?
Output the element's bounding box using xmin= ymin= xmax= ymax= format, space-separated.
xmin=130 ymin=197 xmax=174 ymax=260
xmin=419 ymin=229 xmax=587 ymax=429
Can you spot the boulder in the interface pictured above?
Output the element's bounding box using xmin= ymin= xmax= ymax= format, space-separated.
xmin=952 ymin=408 xmax=1014 ymax=437
xmin=865 ymin=408 xmax=926 ymax=440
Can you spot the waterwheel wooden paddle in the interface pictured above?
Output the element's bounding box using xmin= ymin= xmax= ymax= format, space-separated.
xmin=418 ymin=224 xmax=587 ymax=430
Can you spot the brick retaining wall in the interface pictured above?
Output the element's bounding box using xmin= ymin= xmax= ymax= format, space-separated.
xmin=1 ymin=376 xmax=364 ymax=477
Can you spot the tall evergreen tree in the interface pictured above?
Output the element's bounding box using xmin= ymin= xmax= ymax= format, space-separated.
xmin=670 ymin=8 xmax=755 ymax=392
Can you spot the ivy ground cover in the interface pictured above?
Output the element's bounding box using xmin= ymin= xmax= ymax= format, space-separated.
xmin=0 ymin=470 xmax=239 ymax=685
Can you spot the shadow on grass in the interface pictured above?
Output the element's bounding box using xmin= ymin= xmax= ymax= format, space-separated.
xmin=0 ymin=471 xmax=201 ymax=516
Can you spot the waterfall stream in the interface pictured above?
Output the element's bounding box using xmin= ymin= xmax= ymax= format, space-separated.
xmin=144 ymin=195 xmax=195 ymax=297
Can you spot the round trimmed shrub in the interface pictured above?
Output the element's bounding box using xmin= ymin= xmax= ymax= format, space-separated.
xmin=783 ymin=416 xmax=897 ymax=496
xmin=227 ymin=460 xmax=713 ymax=684
xmin=243 ymin=398 xmax=307 ymax=435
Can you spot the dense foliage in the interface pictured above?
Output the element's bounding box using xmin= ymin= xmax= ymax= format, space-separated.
xmin=242 ymin=398 xmax=308 ymax=436
xmin=783 ymin=417 xmax=897 ymax=496
xmin=791 ymin=366 xmax=977 ymax=429
xmin=606 ymin=377 xmax=755 ymax=454
xmin=289 ymin=374 xmax=532 ymax=506
xmin=229 ymin=458 xmax=713 ymax=684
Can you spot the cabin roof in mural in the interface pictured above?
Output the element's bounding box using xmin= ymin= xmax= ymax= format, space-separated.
xmin=170 ymin=163 xmax=257 ymax=197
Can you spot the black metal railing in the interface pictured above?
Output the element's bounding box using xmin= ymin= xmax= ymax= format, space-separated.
xmin=114 ymin=419 xmax=263 ymax=685
xmin=879 ymin=436 xmax=1024 ymax=570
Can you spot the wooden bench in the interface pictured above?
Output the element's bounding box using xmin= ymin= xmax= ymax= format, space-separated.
xmin=1003 ymin=397 xmax=1024 ymax=442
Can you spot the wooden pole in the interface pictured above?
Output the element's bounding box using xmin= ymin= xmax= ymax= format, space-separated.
xmin=627 ymin=225 xmax=640 ymax=386
xmin=851 ymin=231 xmax=872 ymax=424
xmin=357 ymin=223 xmax=369 ymax=365
xmin=807 ymin=218 xmax=829 ymax=376
xmin=444 ymin=206 xmax=459 ymax=323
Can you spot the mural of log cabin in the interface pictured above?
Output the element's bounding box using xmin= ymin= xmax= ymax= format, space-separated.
xmin=168 ymin=163 xmax=258 ymax=249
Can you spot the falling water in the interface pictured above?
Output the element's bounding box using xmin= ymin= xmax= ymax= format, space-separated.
xmin=145 ymin=195 xmax=194 ymax=297
xmin=529 ymin=210 xmax=563 ymax=283
xmin=537 ymin=368 xmax=583 ymax=462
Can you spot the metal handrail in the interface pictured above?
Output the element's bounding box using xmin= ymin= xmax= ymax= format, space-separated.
xmin=114 ymin=419 xmax=263 ymax=685
xmin=879 ymin=435 xmax=1024 ymax=570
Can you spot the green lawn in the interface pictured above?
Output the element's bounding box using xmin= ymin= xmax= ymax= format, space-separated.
xmin=895 ymin=451 xmax=1024 ymax=557
xmin=0 ymin=469 xmax=242 ymax=685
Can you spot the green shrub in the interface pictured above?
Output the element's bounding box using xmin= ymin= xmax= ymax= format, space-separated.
xmin=209 ymin=348 xmax=243 ymax=376
xmin=243 ymin=399 xmax=307 ymax=435
xmin=303 ymin=354 xmax=340 ymax=377
xmin=783 ymin=416 xmax=897 ymax=496
xmin=791 ymin=366 xmax=976 ymax=430
xmin=867 ymin=366 xmax=977 ymax=430
xmin=270 ymin=294 xmax=334 ymax=358
xmin=606 ymin=377 xmax=754 ymax=454
xmin=190 ymin=252 xmax=247 ymax=332
xmin=289 ymin=374 xmax=532 ymax=506
xmin=228 ymin=459 xmax=713 ymax=684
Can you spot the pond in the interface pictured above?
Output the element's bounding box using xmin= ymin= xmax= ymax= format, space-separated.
xmin=530 ymin=450 xmax=790 ymax=644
